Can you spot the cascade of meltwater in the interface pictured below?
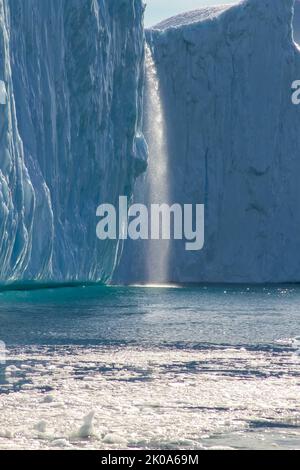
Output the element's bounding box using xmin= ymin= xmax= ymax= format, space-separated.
xmin=143 ymin=45 xmax=170 ymax=283
xmin=113 ymin=45 xmax=171 ymax=284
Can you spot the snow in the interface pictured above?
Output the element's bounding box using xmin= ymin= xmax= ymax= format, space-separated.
xmin=153 ymin=5 xmax=233 ymax=30
xmin=0 ymin=0 xmax=146 ymax=284
xmin=0 ymin=345 xmax=299 ymax=449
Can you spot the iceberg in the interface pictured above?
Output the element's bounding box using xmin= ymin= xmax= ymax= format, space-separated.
xmin=294 ymin=0 xmax=300 ymax=44
xmin=117 ymin=0 xmax=300 ymax=284
xmin=0 ymin=0 xmax=146 ymax=284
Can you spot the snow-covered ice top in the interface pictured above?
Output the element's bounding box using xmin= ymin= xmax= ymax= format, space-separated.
xmin=152 ymin=4 xmax=235 ymax=30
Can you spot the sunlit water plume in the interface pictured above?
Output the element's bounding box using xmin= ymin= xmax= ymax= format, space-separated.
xmin=143 ymin=44 xmax=170 ymax=283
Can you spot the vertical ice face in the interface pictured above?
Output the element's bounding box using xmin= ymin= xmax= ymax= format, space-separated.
xmin=0 ymin=0 xmax=146 ymax=284
xmin=118 ymin=0 xmax=300 ymax=284
xmin=0 ymin=0 xmax=36 ymax=281
xmin=293 ymin=0 xmax=300 ymax=45
xmin=149 ymin=0 xmax=300 ymax=283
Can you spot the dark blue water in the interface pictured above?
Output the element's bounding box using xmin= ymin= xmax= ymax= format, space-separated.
xmin=0 ymin=284 xmax=299 ymax=348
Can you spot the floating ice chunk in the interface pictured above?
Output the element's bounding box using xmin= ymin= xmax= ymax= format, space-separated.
xmin=102 ymin=433 xmax=127 ymax=445
xmin=208 ymin=446 xmax=235 ymax=451
xmin=34 ymin=421 xmax=47 ymax=433
xmin=5 ymin=365 xmax=18 ymax=372
xmin=291 ymin=337 xmax=300 ymax=358
xmin=0 ymin=430 xmax=13 ymax=439
xmin=77 ymin=411 xmax=95 ymax=439
xmin=51 ymin=439 xmax=72 ymax=448
xmin=0 ymin=80 xmax=6 ymax=105
xmin=292 ymin=336 xmax=300 ymax=348
xmin=0 ymin=341 xmax=7 ymax=365
xmin=42 ymin=395 xmax=54 ymax=404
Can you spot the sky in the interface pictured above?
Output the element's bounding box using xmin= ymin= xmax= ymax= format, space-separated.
xmin=144 ymin=0 xmax=238 ymax=27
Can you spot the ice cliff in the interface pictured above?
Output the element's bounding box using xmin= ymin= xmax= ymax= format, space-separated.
xmin=0 ymin=0 xmax=146 ymax=284
xmin=117 ymin=0 xmax=300 ymax=284
xmin=294 ymin=0 xmax=300 ymax=44
xmin=2 ymin=0 xmax=300 ymax=286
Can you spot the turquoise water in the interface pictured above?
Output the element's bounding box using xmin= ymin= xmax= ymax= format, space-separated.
xmin=0 ymin=285 xmax=299 ymax=449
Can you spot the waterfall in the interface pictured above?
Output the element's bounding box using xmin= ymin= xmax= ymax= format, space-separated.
xmin=143 ymin=44 xmax=170 ymax=283
xmin=114 ymin=44 xmax=171 ymax=285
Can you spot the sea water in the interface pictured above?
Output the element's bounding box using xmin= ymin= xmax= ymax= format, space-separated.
xmin=0 ymin=284 xmax=299 ymax=449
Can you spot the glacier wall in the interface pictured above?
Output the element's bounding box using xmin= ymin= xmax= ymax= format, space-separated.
xmin=294 ymin=0 xmax=300 ymax=44
xmin=0 ymin=0 xmax=146 ymax=284
xmin=117 ymin=0 xmax=300 ymax=284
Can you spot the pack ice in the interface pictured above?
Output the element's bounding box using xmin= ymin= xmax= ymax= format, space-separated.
xmin=0 ymin=0 xmax=146 ymax=284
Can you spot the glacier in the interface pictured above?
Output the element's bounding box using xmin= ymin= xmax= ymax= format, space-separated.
xmin=116 ymin=0 xmax=300 ymax=284
xmin=0 ymin=0 xmax=146 ymax=284
xmin=294 ymin=0 xmax=300 ymax=44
